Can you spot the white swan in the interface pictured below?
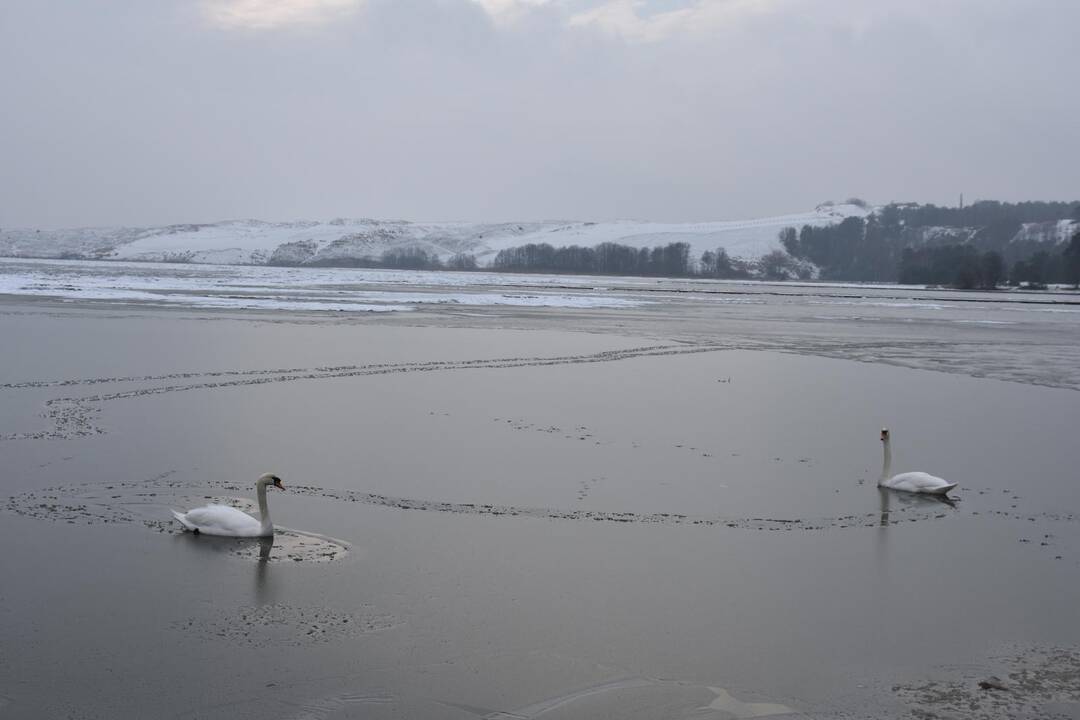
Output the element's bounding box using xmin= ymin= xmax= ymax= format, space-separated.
xmin=172 ymin=473 xmax=285 ymax=537
xmin=878 ymin=429 xmax=956 ymax=495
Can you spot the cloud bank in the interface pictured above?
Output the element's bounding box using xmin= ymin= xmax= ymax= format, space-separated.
xmin=1 ymin=0 xmax=1076 ymax=228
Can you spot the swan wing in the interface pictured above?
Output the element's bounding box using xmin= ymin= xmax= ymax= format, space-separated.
xmin=175 ymin=504 xmax=266 ymax=537
xmin=886 ymin=472 xmax=956 ymax=495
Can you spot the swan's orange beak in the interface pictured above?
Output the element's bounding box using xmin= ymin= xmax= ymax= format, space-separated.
xmin=274 ymin=479 xmax=285 ymax=490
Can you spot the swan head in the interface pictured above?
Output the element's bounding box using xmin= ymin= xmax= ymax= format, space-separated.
xmin=258 ymin=473 xmax=286 ymax=490
xmin=880 ymin=428 xmax=890 ymax=442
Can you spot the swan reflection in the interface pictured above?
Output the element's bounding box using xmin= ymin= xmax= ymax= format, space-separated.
xmin=257 ymin=535 xmax=274 ymax=561
xmin=255 ymin=535 xmax=275 ymax=605
xmin=175 ymin=530 xmax=273 ymax=559
xmin=174 ymin=532 xmax=279 ymax=603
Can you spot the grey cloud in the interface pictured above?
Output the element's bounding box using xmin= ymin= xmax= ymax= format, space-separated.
xmin=1 ymin=0 xmax=1076 ymax=229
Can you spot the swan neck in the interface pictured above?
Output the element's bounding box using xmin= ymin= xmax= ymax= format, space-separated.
xmin=880 ymin=438 xmax=892 ymax=483
xmin=256 ymin=481 xmax=272 ymax=532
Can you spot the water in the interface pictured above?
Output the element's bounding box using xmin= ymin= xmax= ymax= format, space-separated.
xmin=1 ymin=259 xmax=1079 ymax=718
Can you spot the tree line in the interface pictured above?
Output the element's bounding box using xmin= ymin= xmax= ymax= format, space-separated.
xmin=302 ymin=241 xmax=754 ymax=279
xmin=489 ymin=241 xmax=798 ymax=279
xmin=493 ymin=242 xmax=695 ymax=277
xmin=781 ymin=201 xmax=1080 ymax=288
xmin=889 ymin=200 xmax=1075 ymax=228
xmin=304 ymin=247 xmax=477 ymax=271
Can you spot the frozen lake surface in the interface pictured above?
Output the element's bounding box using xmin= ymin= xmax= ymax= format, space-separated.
xmin=1 ymin=259 xmax=1079 ymax=719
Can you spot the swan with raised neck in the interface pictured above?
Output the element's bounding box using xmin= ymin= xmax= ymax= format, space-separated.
xmin=877 ymin=429 xmax=956 ymax=496
xmin=172 ymin=473 xmax=286 ymax=537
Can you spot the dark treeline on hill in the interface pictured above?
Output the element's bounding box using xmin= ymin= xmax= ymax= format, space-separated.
xmin=898 ymin=242 xmax=1080 ymax=289
xmin=890 ymin=200 xmax=1074 ymax=228
xmin=492 ymin=241 xmax=760 ymax=278
xmin=897 ymin=246 xmax=1005 ymax=289
xmin=304 ymin=247 xmax=477 ymax=271
xmin=494 ymin=242 xmax=694 ymax=277
xmin=782 ymin=200 xmax=1080 ymax=288
xmin=780 ymin=220 xmax=897 ymax=281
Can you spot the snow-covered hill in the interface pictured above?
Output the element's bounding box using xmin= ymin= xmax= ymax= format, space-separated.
xmin=0 ymin=204 xmax=871 ymax=267
xmin=1012 ymin=219 xmax=1078 ymax=246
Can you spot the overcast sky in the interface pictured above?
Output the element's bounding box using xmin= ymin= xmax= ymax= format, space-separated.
xmin=2 ymin=0 xmax=1077 ymax=228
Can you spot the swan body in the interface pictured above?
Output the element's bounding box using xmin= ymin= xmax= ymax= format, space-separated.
xmin=172 ymin=474 xmax=285 ymax=537
xmin=878 ymin=429 xmax=956 ymax=495
xmin=880 ymin=470 xmax=955 ymax=494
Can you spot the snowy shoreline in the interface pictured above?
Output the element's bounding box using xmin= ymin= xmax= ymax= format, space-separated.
xmin=1 ymin=256 xmax=1076 ymax=317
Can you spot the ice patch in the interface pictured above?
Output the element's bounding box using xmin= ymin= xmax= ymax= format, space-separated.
xmin=809 ymin=299 xmax=947 ymax=310
xmin=0 ymin=259 xmax=646 ymax=311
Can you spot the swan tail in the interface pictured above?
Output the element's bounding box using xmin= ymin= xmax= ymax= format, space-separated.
xmin=929 ymin=483 xmax=958 ymax=496
xmin=171 ymin=510 xmax=197 ymax=531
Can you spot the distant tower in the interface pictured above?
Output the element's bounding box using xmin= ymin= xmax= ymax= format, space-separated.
xmin=959 ymin=193 xmax=964 ymax=210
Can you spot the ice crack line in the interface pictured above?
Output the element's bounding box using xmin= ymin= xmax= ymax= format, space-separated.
xmin=6 ymin=477 xmax=974 ymax=533
xmin=1 ymin=344 xmax=726 ymax=440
